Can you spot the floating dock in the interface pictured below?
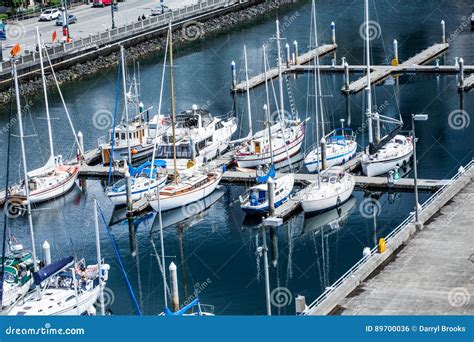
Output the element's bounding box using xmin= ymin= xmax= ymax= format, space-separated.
xmin=301 ymin=161 xmax=474 ymax=315
xmin=232 ymin=44 xmax=337 ymax=92
xmin=343 ymin=43 xmax=450 ymax=94
xmin=221 ymin=170 xmax=448 ymax=191
xmin=462 ymin=73 xmax=474 ymax=90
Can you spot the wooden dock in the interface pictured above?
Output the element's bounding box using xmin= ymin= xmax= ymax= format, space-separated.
xmin=232 ymin=44 xmax=337 ymax=92
xmin=221 ymin=170 xmax=448 ymax=191
xmin=343 ymin=43 xmax=450 ymax=93
xmin=462 ymin=73 xmax=474 ymax=90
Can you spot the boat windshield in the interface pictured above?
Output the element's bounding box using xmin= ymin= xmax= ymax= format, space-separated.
xmin=112 ymin=179 xmax=127 ymax=192
xmin=156 ymin=145 xmax=192 ymax=159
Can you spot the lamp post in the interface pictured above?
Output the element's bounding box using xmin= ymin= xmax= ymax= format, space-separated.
xmin=111 ymin=0 xmax=117 ymax=29
xmin=411 ymin=113 xmax=428 ymax=228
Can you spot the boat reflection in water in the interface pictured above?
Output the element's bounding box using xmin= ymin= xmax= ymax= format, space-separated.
xmin=302 ymin=196 xmax=357 ymax=236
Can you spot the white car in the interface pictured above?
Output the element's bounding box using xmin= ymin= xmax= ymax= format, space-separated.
xmin=39 ymin=8 xmax=61 ymax=21
xmin=150 ymin=5 xmax=170 ymax=16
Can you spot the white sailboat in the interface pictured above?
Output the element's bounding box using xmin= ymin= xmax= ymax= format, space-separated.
xmin=239 ymin=45 xmax=295 ymax=215
xmin=304 ymin=6 xmax=357 ymax=173
xmin=234 ymin=21 xmax=307 ymax=169
xmin=7 ymin=62 xmax=109 ymax=316
xmin=301 ymin=0 xmax=355 ymax=215
xmin=359 ymin=0 xmax=413 ymax=177
xmin=5 ymin=28 xmax=78 ymax=205
xmin=149 ymin=23 xmax=223 ymax=213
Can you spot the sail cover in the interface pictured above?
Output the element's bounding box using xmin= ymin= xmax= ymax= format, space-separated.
xmin=163 ymin=298 xmax=201 ymax=316
xmin=33 ymin=256 xmax=74 ymax=285
xmin=256 ymin=165 xmax=276 ymax=184
xmin=129 ymin=160 xmax=167 ymax=177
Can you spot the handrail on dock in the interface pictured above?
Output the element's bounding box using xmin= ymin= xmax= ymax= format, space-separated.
xmin=303 ymin=159 xmax=474 ymax=314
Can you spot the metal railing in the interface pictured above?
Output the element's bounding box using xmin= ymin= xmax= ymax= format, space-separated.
xmin=304 ymin=159 xmax=474 ymax=313
xmin=2 ymin=0 xmax=240 ymax=74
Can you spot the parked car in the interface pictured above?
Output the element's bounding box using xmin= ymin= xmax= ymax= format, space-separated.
xmin=92 ymin=0 xmax=113 ymax=7
xmin=150 ymin=5 xmax=171 ymax=16
xmin=55 ymin=14 xmax=77 ymax=26
xmin=39 ymin=8 xmax=61 ymax=21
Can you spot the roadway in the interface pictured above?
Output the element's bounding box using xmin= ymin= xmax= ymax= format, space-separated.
xmin=2 ymin=0 xmax=197 ymax=58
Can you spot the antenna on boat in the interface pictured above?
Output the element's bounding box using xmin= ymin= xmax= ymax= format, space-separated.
xmin=148 ymin=23 xmax=170 ymax=309
xmin=263 ymin=45 xmax=274 ymax=166
xmin=365 ymin=0 xmax=374 ymax=145
xmin=311 ymin=0 xmax=321 ymax=187
xmin=243 ymin=45 xmax=253 ymax=138
xmin=169 ymin=20 xmax=178 ymax=182
xmin=93 ymin=198 xmax=105 ymax=315
xmin=121 ymin=45 xmax=132 ymax=164
xmin=12 ymin=62 xmax=41 ymax=301
xmin=36 ymin=27 xmax=55 ymax=164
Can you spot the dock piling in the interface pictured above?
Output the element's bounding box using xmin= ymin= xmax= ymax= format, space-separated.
xmin=267 ymin=177 xmax=275 ymax=217
xmin=285 ymin=43 xmax=291 ymax=66
xmin=441 ymin=20 xmax=446 ymax=43
xmin=458 ymin=57 xmax=465 ymax=89
xmin=331 ymin=21 xmax=336 ymax=45
xmin=77 ymin=131 xmax=84 ymax=163
xmin=393 ymin=39 xmax=399 ymax=65
xmin=230 ymin=61 xmax=236 ymax=90
xmin=293 ymin=40 xmax=298 ymax=65
xmin=169 ymin=262 xmax=180 ymax=312
xmin=455 ymin=57 xmax=459 ymax=69
xmin=320 ymin=137 xmax=328 ymax=170
xmin=125 ymin=171 xmax=132 ymax=214
xmin=42 ymin=241 xmax=51 ymax=265
xmin=295 ymin=295 xmax=307 ymax=315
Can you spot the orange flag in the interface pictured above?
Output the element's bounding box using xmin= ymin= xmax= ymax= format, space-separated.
xmin=52 ymin=31 xmax=57 ymax=43
xmin=10 ymin=43 xmax=20 ymax=57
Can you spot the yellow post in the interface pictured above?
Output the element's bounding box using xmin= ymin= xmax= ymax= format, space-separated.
xmin=378 ymin=238 xmax=386 ymax=253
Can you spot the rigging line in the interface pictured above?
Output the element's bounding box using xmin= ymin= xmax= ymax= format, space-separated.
xmin=150 ymin=237 xmax=171 ymax=299
xmin=108 ymin=62 xmax=122 ymax=186
xmin=97 ymin=203 xmax=142 ymax=315
xmin=0 ymin=78 xmax=15 ymax=309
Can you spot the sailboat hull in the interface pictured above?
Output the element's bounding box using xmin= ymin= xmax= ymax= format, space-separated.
xmin=305 ymin=142 xmax=357 ymax=173
xmin=150 ymin=173 xmax=222 ymax=212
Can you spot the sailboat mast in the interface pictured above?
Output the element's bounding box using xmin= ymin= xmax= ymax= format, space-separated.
xmin=169 ymin=22 xmax=178 ymax=180
xmin=36 ymin=27 xmax=55 ymax=161
xmin=263 ymin=45 xmax=273 ymax=165
xmin=12 ymin=62 xmax=41 ymax=300
xmin=121 ymin=46 xmax=132 ymax=163
xmin=365 ymin=0 xmax=373 ymax=144
xmin=243 ymin=45 xmax=253 ymax=138
xmin=312 ymin=6 xmax=325 ymax=138
xmin=276 ymin=19 xmax=285 ymax=126
xmin=93 ymin=199 xmax=105 ymax=315
xmin=311 ymin=0 xmax=321 ymax=185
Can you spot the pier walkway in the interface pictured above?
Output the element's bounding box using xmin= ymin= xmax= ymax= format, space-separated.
xmin=232 ymin=44 xmax=337 ymax=92
xmin=301 ymin=161 xmax=474 ymax=315
xmin=343 ymin=43 xmax=449 ymax=94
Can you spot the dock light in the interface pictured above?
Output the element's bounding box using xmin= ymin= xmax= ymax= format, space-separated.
xmin=411 ymin=113 xmax=429 ymax=228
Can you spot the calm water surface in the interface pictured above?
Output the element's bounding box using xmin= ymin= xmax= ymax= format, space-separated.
xmin=0 ymin=0 xmax=473 ymax=314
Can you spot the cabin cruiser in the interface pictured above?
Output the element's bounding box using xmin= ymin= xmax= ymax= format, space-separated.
xmin=154 ymin=106 xmax=237 ymax=171
xmin=98 ymin=111 xmax=167 ymax=165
